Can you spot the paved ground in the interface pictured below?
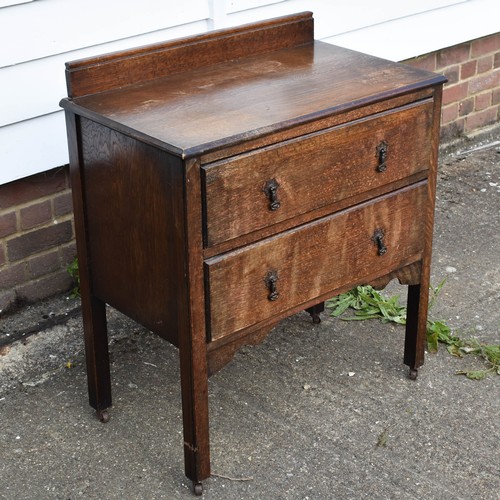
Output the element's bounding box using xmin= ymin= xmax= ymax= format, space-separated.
xmin=1 ymin=138 xmax=499 ymax=499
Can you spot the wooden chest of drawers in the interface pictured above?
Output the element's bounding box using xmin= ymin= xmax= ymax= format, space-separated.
xmin=60 ymin=12 xmax=445 ymax=495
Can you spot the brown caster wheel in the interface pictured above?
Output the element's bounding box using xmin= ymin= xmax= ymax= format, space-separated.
xmin=306 ymin=303 xmax=324 ymax=324
xmin=311 ymin=313 xmax=321 ymax=324
xmin=409 ymin=368 xmax=418 ymax=380
xmin=193 ymin=482 xmax=203 ymax=496
xmin=96 ymin=409 xmax=110 ymax=423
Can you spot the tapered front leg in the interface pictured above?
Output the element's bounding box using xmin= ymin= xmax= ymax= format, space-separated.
xmin=179 ymin=341 xmax=211 ymax=495
xmin=404 ymin=85 xmax=442 ymax=381
xmin=180 ymin=158 xmax=211 ymax=495
xmin=404 ymin=283 xmax=428 ymax=380
xmin=81 ymin=293 xmax=112 ymax=417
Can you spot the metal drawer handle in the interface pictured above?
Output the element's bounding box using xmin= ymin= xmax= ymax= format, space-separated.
xmin=376 ymin=141 xmax=388 ymax=173
xmin=263 ymin=178 xmax=281 ymax=211
xmin=265 ymin=270 xmax=279 ymax=301
xmin=372 ymin=228 xmax=388 ymax=256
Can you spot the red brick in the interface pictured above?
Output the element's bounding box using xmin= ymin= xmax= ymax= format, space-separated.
xmin=471 ymin=34 xmax=500 ymax=58
xmin=20 ymin=200 xmax=52 ymax=230
xmin=0 ymin=261 xmax=27 ymax=290
xmin=458 ymin=97 xmax=474 ymax=117
xmin=16 ymin=270 xmax=72 ymax=303
xmin=442 ymin=82 xmax=469 ymax=105
xmin=477 ymin=55 xmax=493 ymax=74
xmin=440 ymin=119 xmax=465 ymax=143
xmin=437 ymin=43 xmax=470 ymax=68
xmin=442 ymin=65 xmax=459 ymax=85
xmin=404 ymin=52 xmax=436 ymax=71
xmin=0 ymin=211 xmax=17 ymax=238
xmin=6 ymin=220 xmax=73 ymax=261
xmin=27 ymin=251 xmax=61 ymax=279
xmin=441 ymin=103 xmax=458 ymax=124
xmin=0 ymin=167 xmax=68 ymax=210
xmin=0 ymin=289 xmax=17 ymax=314
xmin=59 ymin=242 xmax=77 ymax=266
xmin=53 ymin=191 xmax=74 ymax=217
xmin=495 ymin=52 xmax=500 ymax=69
xmin=460 ymin=60 xmax=477 ymax=80
xmin=493 ymin=88 xmax=500 ymax=105
xmin=465 ymin=107 xmax=498 ymax=132
xmin=475 ymin=91 xmax=492 ymax=111
xmin=469 ymin=69 xmax=500 ymax=94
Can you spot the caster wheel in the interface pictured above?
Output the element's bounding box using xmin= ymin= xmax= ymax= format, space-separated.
xmin=193 ymin=482 xmax=203 ymax=496
xmin=96 ymin=409 xmax=110 ymax=423
xmin=311 ymin=313 xmax=321 ymax=324
xmin=409 ymin=368 xmax=418 ymax=380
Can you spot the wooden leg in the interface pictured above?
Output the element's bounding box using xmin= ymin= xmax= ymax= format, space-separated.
xmin=65 ymin=112 xmax=112 ymax=415
xmin=404 ymin=284 xmax=428 ymax=379
xmin=180 ymin=158 xmax=211 ymax=491
xmin=179 ymin=342 xmax=211 ymax=489
xmin=81 ymin=293 xmax=112 ymax=414
xmin=305 ymin=301 xmax=325 ymax=324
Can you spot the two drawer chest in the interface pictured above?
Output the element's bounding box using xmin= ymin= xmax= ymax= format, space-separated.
xmin=60 ymin=12 xmax=446 ymax=495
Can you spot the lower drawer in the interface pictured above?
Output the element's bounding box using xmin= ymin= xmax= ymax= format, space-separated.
xmin=205 ymin=182 xmax=427 ymax=341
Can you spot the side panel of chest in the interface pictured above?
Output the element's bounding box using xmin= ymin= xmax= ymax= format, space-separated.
xmin=79 ymin=117 xmax=187 ymax=346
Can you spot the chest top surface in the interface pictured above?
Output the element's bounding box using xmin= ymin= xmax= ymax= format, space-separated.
xmin=61 ymin=17 xmax=445 ymax=158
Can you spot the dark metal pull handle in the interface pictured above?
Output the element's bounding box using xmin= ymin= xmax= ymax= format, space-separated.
xmin=376 ymin=142 xmax=388 ymax=172
xmin=264 ymin=178 xmax=281 ymax=211
xmin=265 ymin=270 xmax=279 ymax=301
xmin=372 ymin=228 xmax=388 ymax=256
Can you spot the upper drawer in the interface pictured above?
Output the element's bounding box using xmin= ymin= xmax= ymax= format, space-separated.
xmin=205 ymin=182 xmax=427 ymax=341
xmin=202 ymin=100 xmax=433 ymax=247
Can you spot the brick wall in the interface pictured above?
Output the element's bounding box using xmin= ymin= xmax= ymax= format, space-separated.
xmin=404 ymin=32 xmax=500 ymax=143
xmin=0 ymin=33 xmax=499 ymax=315
xmin=0 ymin=167 xmax=75 ymax=313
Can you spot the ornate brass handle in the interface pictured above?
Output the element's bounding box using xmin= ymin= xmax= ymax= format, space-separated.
xmin=376 ymin=141 xmax=388 ymax=172
xmin=265 ymin=270 xmax=279 ymax=301
xmin=372 ymin=228 xmax=388 ymax=256
xmin=263 ymin=178 xmax=280 ymax=211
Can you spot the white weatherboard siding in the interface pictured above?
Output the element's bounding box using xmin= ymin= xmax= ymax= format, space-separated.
xmin=325 ymin=0 xmax=500 ymax=61
xmin=0 ymin=0 xmax=33 ymax=7
xmin=0 ymin=113 xmax=67 ymax=179
xmin=1 ymin=0 xmax=499 ymax=185
xmin=0 ymin=0 xmax=210 ymax=65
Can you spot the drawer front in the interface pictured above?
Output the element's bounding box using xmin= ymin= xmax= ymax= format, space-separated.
xmin=203 ymin=100 xmax=433 ymax=247
xmin=205 ymin=182 xmax=427 ymax=341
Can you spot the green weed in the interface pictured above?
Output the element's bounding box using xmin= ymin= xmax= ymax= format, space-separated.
xmin=326 ymin=283 xmax=500 ymax=380
xmin=67 ymin=256 xmax=81 ymax=298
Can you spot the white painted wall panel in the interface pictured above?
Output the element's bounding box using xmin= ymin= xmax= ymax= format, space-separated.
xmin=0 ymin=113 xmax=67 ymax=186
xmin=325 ymin=0 xmax=500 ymax=61
xmin=0 ymin=0 xmax=33 ymax=7
xmin=0 ymin=0 xmax=209 ymax=66
xmin=225 ymin=0 xmax=464 ymax=34
xmin=0 ymin=20 xmax=209 ymax=127
xmin=211 ymin=0 xmax=468 ymax=41
xmin=226 ymin=0 xmax=285 ymax=14
xmin=313 ymin=0 xmax=465 ymax=37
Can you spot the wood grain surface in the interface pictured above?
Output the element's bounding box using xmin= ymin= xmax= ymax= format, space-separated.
xmin=203 ymin=100 xmax=433 ymax=246
xmin=62 ymin=41 xmax=443 ymax=158
xmin=206 ymin=182 xmax=427 ymax=341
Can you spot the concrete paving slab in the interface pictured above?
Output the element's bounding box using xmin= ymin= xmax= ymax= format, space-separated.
xmin=1 ymin=142 xmax=499 ymax=499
